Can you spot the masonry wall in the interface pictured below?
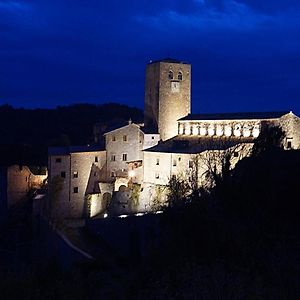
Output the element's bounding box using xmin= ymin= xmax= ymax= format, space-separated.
xmin=6 ymin=165 xmax=47 ymax=208
xmin=105 ymin=124 xmax=143 ymax=178
xmin=49 ymin=151 xmax=106 ymax=219
xmin=144 ymin=61 xmax=191 ymax=140
xmin=279 ymin=113 xmax=300 ymax=150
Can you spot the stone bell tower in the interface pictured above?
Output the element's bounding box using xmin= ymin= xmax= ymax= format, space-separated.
xmin=144 ymin=58 xmax=191 ymax=141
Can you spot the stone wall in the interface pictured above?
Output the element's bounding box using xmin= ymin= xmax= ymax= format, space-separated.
xmin=144 ymin=61 xmax=191 ymax=140
xmin=105 ymin=123 xmax=143 ymax=179
xmin=48 ymin=151 xmax=106 ymax=219
xmin=279 ymin=112 xmax=300 ymax=150
xmin=7 ymin=165 xmax=47 ymax=208
xmin=178 ymin=119 xmax=261 ymax=138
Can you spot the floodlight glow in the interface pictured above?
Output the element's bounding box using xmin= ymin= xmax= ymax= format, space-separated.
xmin=128 ymin=170 xmax=135 ymax=178
xmin=208 ymin=126 xmax=215 ymax=136
xmin=155 ymin=210 xmax=163 ymax=214
xmin=104 ymin=213 xmax=108 ymax=218
xmin=216 ymin=126 xmax=224 ymax=136
xmin=224 ymin=126 xmax=232 ymax=137
xmin=119 ymin=214 xmax=128 ymax=218
xmin=135 ymin=213 xmax=144 ymax=216
xmin=200 ymin=127 xmax=207 ymax=136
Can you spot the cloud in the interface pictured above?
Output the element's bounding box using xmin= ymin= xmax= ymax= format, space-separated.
xmin=0 ymin=0 xmax=30 ymax=11
xmin=134 ymin=0 xmax=275 ymax=32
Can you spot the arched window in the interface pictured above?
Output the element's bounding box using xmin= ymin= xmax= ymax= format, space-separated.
xmin=168 ymin=71 xmax=173 ymax=80
xmin=178 ymin=71 xmax=183 ymax=81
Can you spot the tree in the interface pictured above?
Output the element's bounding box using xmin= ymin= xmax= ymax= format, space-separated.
xmin=199 ymin=140 xmax=252 ymax=189
xmin=251 ymin=125 xmax=285 ymax=157
xmin=167 ymin=175 xmax=191 ymax=207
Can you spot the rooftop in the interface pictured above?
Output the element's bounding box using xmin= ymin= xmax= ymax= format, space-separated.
xmin=179 ymin=111 xmax=290 ymax=121
xmin=144 ymin=135 xmax=254 ymax=154
xmin=48 ymin=145 xmax=104 ymax=156
xmin=148 ymin=57 xmax=189 ymax=65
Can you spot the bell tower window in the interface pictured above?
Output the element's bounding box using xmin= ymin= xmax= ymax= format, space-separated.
xmin=178 ymin=71 xmax=183 ymax=81
xmin=168 ymin=71 xmax=173 ymax=80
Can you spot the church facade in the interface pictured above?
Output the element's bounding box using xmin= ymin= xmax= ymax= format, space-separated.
xmin=48 ymin=58 xmax=300 ymax=219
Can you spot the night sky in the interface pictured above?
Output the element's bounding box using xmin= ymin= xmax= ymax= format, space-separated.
xmin=0 ymin=0 xmax=300 ymax=114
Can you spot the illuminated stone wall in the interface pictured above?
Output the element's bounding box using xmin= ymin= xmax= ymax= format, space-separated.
xmin=6 ymin=165 xmax=47 ymax=208
xmin=178 ymin=120 xmax=261 ymax=139
xmin=105 ymin=123 xmax=144 ymax=179
xmin=279 ymin=112 xmax=300 ymax=150
xmin=144 ymin=60 xmax=191 ymax=141
xmin=48 ymin=150 xmax=106 ymax=219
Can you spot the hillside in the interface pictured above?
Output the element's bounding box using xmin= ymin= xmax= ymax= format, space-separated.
xmin=0 ymin=103 xmax=143 ymax=166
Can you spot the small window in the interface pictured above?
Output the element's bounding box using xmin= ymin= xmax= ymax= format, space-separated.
xmin=123 ymin=135 xmax=127 ymax=141
xmin=111 ymin=154 xmax=116 ymax=162
xmin=234 ymin=152 xmax=239 ymax=158
xmin=155 ymin=173 xmax=160 ymax=179
xmin=73 ymin=187 xmax=78 ymax=193
xmin=111 ymin=171 xmax=115 ymax=178
xmin=112 ymin=136 xmax=116 ymax=141
xmin=188 ymin=160 xmax=193 ymax=168
xmin=56 ymin=158 xmax=62 ymax=163
xmin=178 ymin=157 xmax=181 ymax=161
xmin=156 ymin=158 xmax=160 ymax=165
xmin=94 ymin=172 xmax=97 ymax=177
xmin=178 ymin=71 xmax=183 ymax=81
xmin=173 ymin=159 xmax=177 ymax=167
xmin=95 ymin=156 xmax=98 ymax=162
xmin=182 ymin=125 xmax=186 ymax=135
xmin=287 ymin=141 xmax=292 ymax=149
xmin=190 ymin=126 xmax=193 ymax=135
xmin=168 ymin=70 xmax=173 ymax=80
xmin=73 ymin=171 xmax=78 ymax=178
xmin=152 ymin=136 xmax=154 ymax=139
xmin=122 ymin=153 xmax=127 ymax=161
xmin=61 ymin=171 xmax=66 ymax=178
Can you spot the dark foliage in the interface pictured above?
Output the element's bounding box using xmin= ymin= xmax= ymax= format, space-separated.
xmin=0 ymin=103 xmax=142 ymax=166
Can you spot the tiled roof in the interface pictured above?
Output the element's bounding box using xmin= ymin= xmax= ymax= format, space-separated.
xmin=48 ymin=145 xmax=104 ymax=156
xmin=179 ymin=111 xmax=290 ymax=121
xmin=144 ymin=135 xmax=254 ymax=154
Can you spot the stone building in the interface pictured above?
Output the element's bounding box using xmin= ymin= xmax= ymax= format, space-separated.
xmin=48 ymin=146 xmax=108 ymax=219
xmin=0 ymin=165 xmax=47 ymax=218
xmin=144 ymin=58 xmax=191 ymax=141
xmin=48 ymin=58 xmax=300 ymax=219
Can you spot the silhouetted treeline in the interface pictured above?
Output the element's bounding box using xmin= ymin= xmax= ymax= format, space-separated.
xmin=0 ymin=103 xmax=143 ymax=166
xmin=130 ymin=149 xmax=300 ymax=299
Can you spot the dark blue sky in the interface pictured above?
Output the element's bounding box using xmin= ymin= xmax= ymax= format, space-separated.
xmin=0 ymin=0 xmax=300 ymax=114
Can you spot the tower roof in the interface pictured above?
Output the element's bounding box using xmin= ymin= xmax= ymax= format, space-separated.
xmin=148 ymin=57 xmax=189 ymax=65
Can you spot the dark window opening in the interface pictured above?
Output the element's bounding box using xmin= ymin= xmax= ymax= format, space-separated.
xmin=168 ymin=71 xmax=173 ymax=80
xmin=95 ymin=156 xmax=98 ymax=162
xmin=178 ymin=71 xmax=183 ymax=81
xmin=287 ymin=141 xmax=292 ymax=149
xmin=234 ymin=152 xmax=239 ymax=157
xmin=122 ymin=153 xmax=127 ymax=161
xmin=123 ymin=135 xmax=127 ymax=141
xmin=73 ymin=187 xmax=79 ymax=193
xmin=73 ymin=171 xmax=78 ymax=178
xmin=61 ymin=171 xmax=66 ymax=178
xmin=56 ymin=158 xmax=62 ymax=163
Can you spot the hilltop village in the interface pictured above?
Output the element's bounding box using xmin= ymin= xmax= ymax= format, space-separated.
xmin=48 ymin=58 xmax=300 ymax=219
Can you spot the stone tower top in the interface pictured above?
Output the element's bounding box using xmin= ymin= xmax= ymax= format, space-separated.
xmin=144 ymin=58 xmax=191 ymax=141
